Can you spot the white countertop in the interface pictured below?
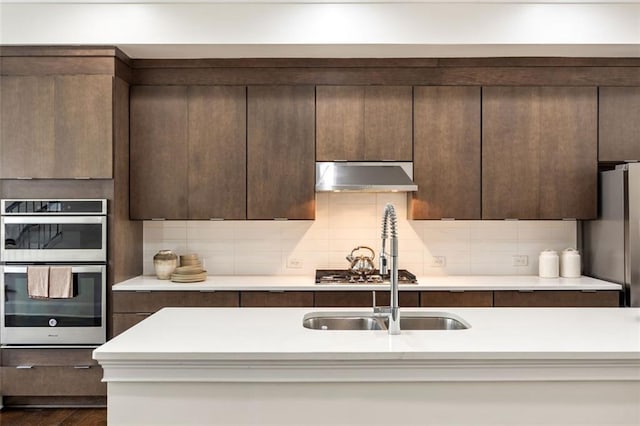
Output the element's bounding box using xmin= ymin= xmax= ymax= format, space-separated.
xmin=112 ymin=274 xmax=622 ymax=292
xmin=94 ymin=306 xmax=640 ymax=383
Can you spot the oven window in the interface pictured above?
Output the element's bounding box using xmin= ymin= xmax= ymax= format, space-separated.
xmin=4 ymin=223 xmax=103 ymax=250
xmin=4 ymin=271 xmax=102 ymax=327
xmin=4 ymin=200 xmax=104 ymax=214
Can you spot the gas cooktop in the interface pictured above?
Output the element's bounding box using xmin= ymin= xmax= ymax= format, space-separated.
xmin=315 ymin=269 xmax=418 ymax=285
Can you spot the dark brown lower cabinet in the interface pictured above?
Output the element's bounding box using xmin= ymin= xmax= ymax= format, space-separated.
xmin=420 ymin=291 xmax=493 ymax=307
xmin=111 ymin=291 xmax=240 ymax=336
xmin=240 ymin=291 xmax=313 ymax=307
xmin=493 ymin=290 xmax=620 ymax=307
xmin=112 ymin=313 xmax=152 ymax=337
xmin=315 ymin=291 xmax=420 ymax=308
xmin=1 ymin=348 xmax=106 ymax=397
xmin=314 ymin=291 xmax=373 ymax=307
xmin=110 ymin=289 xmax=621 ymax=337
xmin=112 ymin=290 xmax=240 ymax=313
xmin=374 ymin=291 xmax=420 ymax=307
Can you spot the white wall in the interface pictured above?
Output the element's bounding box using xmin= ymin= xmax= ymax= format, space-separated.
xmin=143 ymin=193 xmax=576 ymax=276
xmin=1 ymin=2 xmax=639 ymax=58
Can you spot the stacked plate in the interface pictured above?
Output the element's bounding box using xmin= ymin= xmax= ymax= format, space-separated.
xmin=171 ymin=254 xmax=207 ymax=283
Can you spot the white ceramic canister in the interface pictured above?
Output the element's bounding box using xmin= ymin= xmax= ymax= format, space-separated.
xmin=560 ymin=248 xmax=581 ymax=278
xmin=538 ymin=250 xmax=559 ymax=278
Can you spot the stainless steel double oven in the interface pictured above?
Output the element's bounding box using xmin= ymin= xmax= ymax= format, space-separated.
xmin=1 ymin=199 xmax=107 ymax=345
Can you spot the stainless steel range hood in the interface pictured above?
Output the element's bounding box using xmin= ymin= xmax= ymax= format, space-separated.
xmin=315 ymin=162 xmax=418 ymax=192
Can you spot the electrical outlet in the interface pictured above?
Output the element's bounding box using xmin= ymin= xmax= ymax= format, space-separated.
xmin=430 ymin=256 xmax=446 ymax=268
xmin=287 ymin=257 xmax=304 ymax=269
xmin=513 ymin=255 xmax=528 ymax=267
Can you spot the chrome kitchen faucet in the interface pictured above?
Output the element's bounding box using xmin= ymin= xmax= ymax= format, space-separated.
xmin=377 ymin=203 xmax=400 ymax=335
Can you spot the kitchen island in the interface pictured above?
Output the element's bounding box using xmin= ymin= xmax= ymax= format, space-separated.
xmin=94 ymin=307 xmax=640 ymax=426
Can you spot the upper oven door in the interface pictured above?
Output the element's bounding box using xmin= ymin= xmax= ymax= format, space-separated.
xmin=1 ymin=216 xmax=107 ymax=263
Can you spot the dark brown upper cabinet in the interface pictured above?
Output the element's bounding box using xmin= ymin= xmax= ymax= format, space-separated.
xmin=599 ymin=87 xmax=640 ymax=162
xmin=0 ymin=75 xmax=113 ymax=179
xmin=130 ymin=86 xmax=189 ymax=220
xmin=247 ymin=86 xmax=315 ymax=220
xmin=482 ymin=86 xmax=597 ymax=220
xmin=410 ymin=86 xmax=481 ymax=219
xmin=187 ymin=86 xmax=247 ymax=220
xmin=130 ymin=85 xmax=246 ymax=220
xmin=316 ymin=86 xmax=412 ymax=161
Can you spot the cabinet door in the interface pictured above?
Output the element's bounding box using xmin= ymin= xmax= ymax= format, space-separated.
xmin=314 ymin=291 xmax=372 ymax=307
xmin=494 ymin=290 xmax=619 ymax=307
xmin=316 ymin=86 xmax=364 ymax=160
xmin=373 ymin=291 xmax=420 ymax=307
xmin=364 ymin=86 xmax=413 ymax=160
xmin=240 ymin=291 xmax=314 ymax=307
xmin=112 ymin=290 xmax=239 ymax=313
xmin=410 ymin=86 xmax=481 ymax=219
xmin=247 ymin=86 xmax=315 ymax=219
xmin=188 ymin=86 xmax=247 ymax=219
xmin=0 ymin=76 xmax=55 ymax=178
xmin=112 ymin=313 xmax=151 ymax=337
xmin=316 ymin=86 xmax=412 ymax=161
xmin=130 ymin=86 xmax=188 ymax=219
xmin=482 ymin=87 xmax=597 ymax=219
xmin=54 ymin=75 xmax=113 ymax=178
xmin=599 ymin=87 xmax=640 ymax=162
xmin=0 ymin=75 xmax=113 ymax=179
xmin=420 ymin=291 xmax=493 ymax=307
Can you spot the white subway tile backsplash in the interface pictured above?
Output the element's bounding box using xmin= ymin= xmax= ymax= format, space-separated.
xmin=281 ymin=238 xmax=330 ymax=253
xmin=200 ymin=251 xmax=236 ymax=275
xmin=330 ymin=192 xmax=376 ymax=205
xmin=470 ymin=262 xmax=518 ymax=275
xmin=470 ymin=221 xmax=518 ymax=241
xmin=234 ymin=221 xmax=282 ymax=240
xmin=187 ymin=241 xmax=233 ymax=253
xmin=328 ymin=238 xmax=379 ymax=253
xmin=142 ymin=193 xmax=577 ymax=276
xmin=143 ymin=260 xmax=154 ymax=275
xmin=441 ymin=262 xmax=471 ymax=276
xmin=186 ymin=221 xmax=236 ymax=241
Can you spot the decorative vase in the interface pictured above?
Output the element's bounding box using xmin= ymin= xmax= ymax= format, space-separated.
xmin=153 ymin=250 xmax=178 ymax=280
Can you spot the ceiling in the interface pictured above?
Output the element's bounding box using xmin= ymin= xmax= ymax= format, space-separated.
xmin=1 ymin=1 xmax=639 ymax=58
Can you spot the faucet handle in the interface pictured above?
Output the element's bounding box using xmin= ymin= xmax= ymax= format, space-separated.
xmin=379 ymin=254 xmax=388 ymax=275
xmin=373 ymin=306 xmax=391 ymax=317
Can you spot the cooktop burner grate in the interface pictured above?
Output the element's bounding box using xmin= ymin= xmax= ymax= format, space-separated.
xmin=315 ymin=269 xmax=418 ymax=284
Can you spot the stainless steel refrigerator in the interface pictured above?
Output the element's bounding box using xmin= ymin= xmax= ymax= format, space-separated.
xmin=583 ymin=163 xmax=640 ymax=307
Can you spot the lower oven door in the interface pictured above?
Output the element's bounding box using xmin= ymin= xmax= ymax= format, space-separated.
xmin=1 ymin=264 xmax=106 ymax=345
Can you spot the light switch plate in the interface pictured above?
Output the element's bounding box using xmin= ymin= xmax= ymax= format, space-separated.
xmin=287 ymin=257 xmax=304 ymax=269
xmin=430 ymin=256 xmax=446 ymax=268
xmin=513 ymin=255 xmax=528 ymax=267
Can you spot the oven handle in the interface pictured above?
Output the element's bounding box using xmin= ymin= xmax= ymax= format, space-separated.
xmin=2 ymin=216 xmax=105 ymax=225
xmin=2 ymin=265 xmax=106 ymax=274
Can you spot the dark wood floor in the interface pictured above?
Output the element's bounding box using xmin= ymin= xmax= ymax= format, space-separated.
xmin=0 ymin=408 xmax=106 ymax=426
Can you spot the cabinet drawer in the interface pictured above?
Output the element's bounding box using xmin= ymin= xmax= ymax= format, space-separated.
xmin=240 ymin=291 xmax=313 ymax=307
xmin=2 ymin=348 xmax=98 ymax=367
xmin=314 ymin=291 xmax=372 ymax=307
xmin=420 ymin=291 xmax=493 ymax=307
xmin=373 ymin=291 xmax=420 ymax=307
xmin=2 ymin=365 xmax=106 ymax=396
xmin=112 ymin=291 xmax=240 ymax=312
xmin=494 ymin=290 xmax=620 ymax=307
xmin=112 ymin=313 xmax=152 ymax=337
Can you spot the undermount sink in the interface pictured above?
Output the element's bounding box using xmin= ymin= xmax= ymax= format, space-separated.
xmin=302 ymin=315 xmax=385 ymax=331
xmin=302 ymin=312 xmax=470 ymax=331
xmin=395 ymin=315 xmax=468 ymax=330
